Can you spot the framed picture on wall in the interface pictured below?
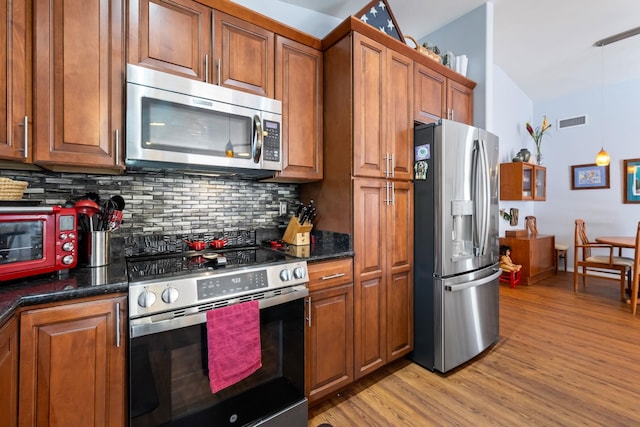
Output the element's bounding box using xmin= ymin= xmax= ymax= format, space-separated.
xmin=623 ymin=158 xmax=640 ymax=203
xmin=571 ymin=163 xmax=610 ymax=190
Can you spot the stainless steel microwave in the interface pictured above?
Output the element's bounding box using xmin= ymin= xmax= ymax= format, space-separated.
xmin=125 ymin=64 xmax=282 ymax=178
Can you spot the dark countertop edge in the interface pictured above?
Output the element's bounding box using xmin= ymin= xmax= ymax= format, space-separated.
xmin=304 ymin=251 xmax=355 ymax=263
xmin=0 ymin=280 xmax=128 ymax=326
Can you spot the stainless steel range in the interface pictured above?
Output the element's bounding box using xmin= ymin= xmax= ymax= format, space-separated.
xmin=127 ymin=245 xmax=309 ymax=427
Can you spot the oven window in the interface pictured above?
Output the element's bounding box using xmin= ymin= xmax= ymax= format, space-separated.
xmin=141 ymin=97 xmax=252 ymax=158
xmin=0 ymin=221 xmax=44 ymax=264
xmin=130 ymin=298 xmax=305 ymax=427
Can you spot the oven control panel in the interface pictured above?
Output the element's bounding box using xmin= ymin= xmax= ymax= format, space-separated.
xmin=129 ymin=260 xmax=308 ymax=318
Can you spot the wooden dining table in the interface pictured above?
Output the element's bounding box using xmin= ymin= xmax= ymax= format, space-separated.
xmin=595 ymin=236 xmax=636 ymax=249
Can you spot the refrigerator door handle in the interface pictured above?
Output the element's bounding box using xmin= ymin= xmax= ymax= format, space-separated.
xmin=444 ymin=269 xmax=502 ymax=292
xmin=474 ymin=138 xmax=491 ymax=256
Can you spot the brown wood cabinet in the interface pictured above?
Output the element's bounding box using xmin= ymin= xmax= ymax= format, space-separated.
xmin=0 ymin=0 xmax=30 ymax=163
xmin=352 ymin=33 xmax=414 ymax=181
xmin=128 ymin=0 xmax=212 ymax=81
xmin=0 ymin=315 xmax=19 ymax=427
xmin=353 ymin=178 xmax=413 ymax=377
xmin=32 ymin=0 xmax=124 ymax=172
xmin=499 ymin=234 xmax=555 ymax=285
xmin=306 ymin=258 xmax=353 ymax=404
xmin=271 ymin=36 xmax=323 ymax=182
xmin=18 ymin=294 xmax=127 ymax=427
xmin=129 ymin=0 xmax=275 ymax=97
xmin=500 ymin=162 xmax=547 ymax=200
xmin=304 ymin=24 xmax=415 ymax=380
xmin=414 ymin=61 xmax=474 ymax=125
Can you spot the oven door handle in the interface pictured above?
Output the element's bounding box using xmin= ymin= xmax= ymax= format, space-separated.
xmin=130 ymin=286 xmax=309 ymax=338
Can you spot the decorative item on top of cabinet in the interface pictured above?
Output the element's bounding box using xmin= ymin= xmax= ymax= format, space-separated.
xmin=0 ymin=315 xmax=18 ymax=427
xmin=500 ymin=162 xmax=546 ymax=201
xmin=19 ymin=294 xmax=127 ymax=427
xmin=306 ymin=258 xmax=354 ymax=404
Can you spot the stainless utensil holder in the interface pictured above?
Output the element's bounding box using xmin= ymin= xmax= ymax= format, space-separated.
xmin=81 ymin=231 xmax=110 ymax=267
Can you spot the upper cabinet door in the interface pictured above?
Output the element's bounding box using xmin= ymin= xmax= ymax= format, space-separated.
xmin=447 ymin=79 xmax=473 ymax=125
xmin=33 ymin=0 xmax=125 ymax=171
xmin=128 ymin=0 xmax=211 ymax=81
xmin=213 ymin=11 xmax=274 ymax=98
xmin=352 ymin=33 xmax=386 ymax=179
xmin=414 ymin=62 xmax=446 ymax=124
xmin=273 ymin=36 xmax=323 ymax=182
xmin=0 ymin=0 xmax=30 ymax=162
xmin=386 ymin=49 xmax=413 ymax=181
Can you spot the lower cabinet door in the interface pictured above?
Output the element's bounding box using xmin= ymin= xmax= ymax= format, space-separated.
xmin=306 ymin=283 xmax=353 ymax=403
xmin=19 ymin=295 xmax=126 ymax=427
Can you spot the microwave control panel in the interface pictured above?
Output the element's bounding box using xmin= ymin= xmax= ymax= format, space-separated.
xmin=263 ymin=120 xmax=280 ymax=162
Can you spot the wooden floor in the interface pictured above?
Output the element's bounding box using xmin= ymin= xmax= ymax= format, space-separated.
xmin=308 ymin=272 xmax=640 ymax=426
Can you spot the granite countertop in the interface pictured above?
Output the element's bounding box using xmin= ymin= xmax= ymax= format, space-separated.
xmin=261 ymin=230 xmax=354 ymax=262
xmin=0 ymin=230 xmax=354 ymax=326
xmin=0 ymin=240 xmax=128 ymax=326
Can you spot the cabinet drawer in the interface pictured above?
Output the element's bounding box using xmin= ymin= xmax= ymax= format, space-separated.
xmin=308 ymin=258 xmax=353 ymax=292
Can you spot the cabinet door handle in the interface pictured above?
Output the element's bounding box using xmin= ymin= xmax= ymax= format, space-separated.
xmin=451 ymin=109 xmax=455 ymax=121
xmin=391 ymin=153 xmax=395 ymax=177
xmin=321 ymin=272 xmax=346 ymax=280
xmin=205 ymin=54 xmax=209 ymax=83
xmin=19 ymin=116 xmax=29 ymax=159
xmin=217 ymin=58 xmax=221 ymax=86
xmin=391 ymin=182 xmax=395 ymax=206
xmin=115 ymin=302 xmax=121 ymax=348
xmin=305 ymin=297 xmax=312 ymax=327
xmin=115 ymin=129 xmax=119 ymax=166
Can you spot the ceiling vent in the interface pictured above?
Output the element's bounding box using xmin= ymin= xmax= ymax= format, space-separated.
xmin=557 ymin=115 xmax=587 ymax=129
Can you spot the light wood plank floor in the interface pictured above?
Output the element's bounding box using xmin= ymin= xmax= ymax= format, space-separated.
xmin=308 ymin=272 xmax=640 ymax=426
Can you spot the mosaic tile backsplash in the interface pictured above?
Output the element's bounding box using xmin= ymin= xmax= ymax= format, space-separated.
xmin=1 ymin=169 xmax=300 ymax=239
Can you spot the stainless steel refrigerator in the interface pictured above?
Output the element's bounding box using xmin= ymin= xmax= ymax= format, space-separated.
xmin=410 ymin=119 xmax=501 ymax=373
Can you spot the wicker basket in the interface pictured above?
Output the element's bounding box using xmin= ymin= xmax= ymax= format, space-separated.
xmin=0 ymin=177 xmax=29 ymax=200
xmin=406 ymin=36 xmax=442 ymax=63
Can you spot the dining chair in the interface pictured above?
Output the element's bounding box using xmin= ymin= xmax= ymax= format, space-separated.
xmin=631 ymin=221 xmax=640 ymax=315
xmin=573 ymin=219 xmax=633 ymax=300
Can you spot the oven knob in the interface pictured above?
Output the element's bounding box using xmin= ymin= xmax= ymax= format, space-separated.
xmin=138 ymin=290 xmax=157 ymax=308
xmin=279 ymin=269 xmax=292 ymax=281
xmin=62 ymin=242 xmax=75 ymax=252
xmin=293 ymin=266 xmax=306 ymax=279
xmin=162 ymin=287 xmax=179 ymax=304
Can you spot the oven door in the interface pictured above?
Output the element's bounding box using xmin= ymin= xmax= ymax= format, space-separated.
xmin=129 ymin=290 xmax=308 ymax=427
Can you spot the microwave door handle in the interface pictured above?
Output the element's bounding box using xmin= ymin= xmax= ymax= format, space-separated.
xmin=252 ymin=115 xmax=263 ymax=164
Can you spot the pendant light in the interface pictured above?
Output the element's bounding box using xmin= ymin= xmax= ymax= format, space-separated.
xmin=594 ymin=39 xmax=610 ymax=166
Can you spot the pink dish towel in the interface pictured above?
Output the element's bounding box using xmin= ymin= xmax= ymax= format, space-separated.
xmin=206 ymin=300 xmax=262 ymax=393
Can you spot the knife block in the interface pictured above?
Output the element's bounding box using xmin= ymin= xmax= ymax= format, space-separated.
xmin=282 ymin=217 xmax=313 ymax=245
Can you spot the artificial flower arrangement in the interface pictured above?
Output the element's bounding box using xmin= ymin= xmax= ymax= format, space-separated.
xmin=526 ymin=116 xmax=552 ymax=160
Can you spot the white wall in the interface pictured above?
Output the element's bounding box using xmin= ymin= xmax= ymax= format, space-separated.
xmin=418 ymin=3 xmax=492 ymax=131
xmin=531 ymin=79 xmax=640 ymax=267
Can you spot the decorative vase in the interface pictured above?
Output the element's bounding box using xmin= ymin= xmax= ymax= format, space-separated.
xmin=518 ymin=148 xmax=531 ymax=162
xmin=536 ymin=153 xmax=543 ymax=165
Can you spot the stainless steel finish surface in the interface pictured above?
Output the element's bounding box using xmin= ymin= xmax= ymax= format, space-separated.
xmin=125 ymin=64 xmax=282 ymax=176
xmin=434 ymin=120 xmax=499 ymax=278
xmin=412 ymin=119 xmax=500 ymax=373
xmin=435 ymin=266 xmax=501 ymax=372
xmin=254 ymin=398 xmax=308 ymax=427
xmin=130 ymin=284 xmax=308 ymax=338
xmin=0 ymin=206 xmax=56 ymax=213
xmin=128 ymin=258 xmax=308 ymax=319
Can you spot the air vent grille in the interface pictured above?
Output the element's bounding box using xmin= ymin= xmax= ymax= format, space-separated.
xmin=558 ymin=115 xmax=587 ymax=129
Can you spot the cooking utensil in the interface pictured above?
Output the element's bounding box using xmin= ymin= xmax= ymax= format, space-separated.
xmin=210 ymin=238 xmax=228 ymax=249
xmin=184 ymin=239 xmax=206 ymax=251
xmin=74 ymin=200 xmax=101 ymax=231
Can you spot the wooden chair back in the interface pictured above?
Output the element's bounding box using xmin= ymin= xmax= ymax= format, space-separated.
xmin=574 ymin=219 xmax=592 ymax=259
xmin=573 ymin=218 xmax=632 ymax=303
xmin=631 ymin=221 xmax=640 ymax=315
